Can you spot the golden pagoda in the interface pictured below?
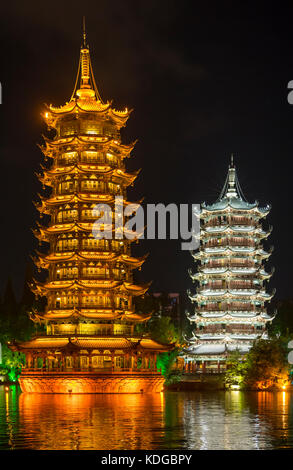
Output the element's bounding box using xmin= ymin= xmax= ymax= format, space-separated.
xmin=10 ymin=25 xmax=172 ymax=393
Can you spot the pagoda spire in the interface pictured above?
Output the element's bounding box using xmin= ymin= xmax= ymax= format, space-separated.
xmin=218 ymin=155 xmax=246 ymax=201
xmin=82 ymin=16 xmax=87 ymax=48
xmin=70 ymin=19 xmax=103 ymax=102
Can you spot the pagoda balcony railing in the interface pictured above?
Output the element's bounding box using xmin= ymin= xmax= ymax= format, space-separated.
xmin=51 ymin=304 xmax=116 ymax=310
xmin=202 ymin=282 xmax=257 ymax=290
xmin=205 ymin=219 xmax=256 ymax=228
xmin=199 ymin=328 xmax=259 ymax=335
xmin=200 ymin=283 xmax=256 ymax=291
xmin=202 ymin=263 xmax=255 ymax=270
xmin=36 ymin=332 xmax=144 ymax=338
xmin=56 ymin=215 xmax=125 ymax=224
xmin=199 ymin=305 xmax=261 ymax=312
xmin=205 ymin=241 xmax=255 ymax=248
xmin=53 ymin=274 xmax=130 ymax=282
xmin=80 ymin=160 xmax=119 ymax=168
xmin=55 ymin=215 xmax=113 ymax=224
xmin=21 ymin=368 xmax=162 ymax=375
xmin=80 ymin=188 xmax=121 ymax=196
xmin=55 ymin=159 xmax=120 ymax=168
xmin=55 ymin=247 xmax=127 ymax=254
xmin=55 ymin=187 xmax=121 ymax=197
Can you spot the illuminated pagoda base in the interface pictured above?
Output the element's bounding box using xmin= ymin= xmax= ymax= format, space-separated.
xmin=12 ymin=336 xmax=167 ymax=393
xmin=184 ymin=157 xmax=275 ymax=374
xmin=10 ymin=25 xmax=172 ymax=393
xmin=19 ymin=373 xmax=164 ymax=394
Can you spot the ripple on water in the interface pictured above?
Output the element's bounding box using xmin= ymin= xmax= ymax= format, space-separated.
xmin=0 ymin=386 xmax=293 ymax=449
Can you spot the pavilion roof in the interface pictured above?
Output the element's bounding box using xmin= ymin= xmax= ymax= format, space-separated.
xmin=8 ymin=335 xmax=172 ymax=352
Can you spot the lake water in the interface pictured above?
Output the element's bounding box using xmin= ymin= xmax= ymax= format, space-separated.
xmin=0 ymin=385 xmax=292 ymax=450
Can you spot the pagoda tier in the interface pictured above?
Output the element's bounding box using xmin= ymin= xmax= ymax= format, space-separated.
xmin=184 ymin=158 xmax=275 ymax=371
xmin=10 ymin=27 xmax=171 ymax=393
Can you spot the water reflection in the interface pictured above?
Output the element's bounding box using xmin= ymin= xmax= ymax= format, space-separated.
xmin=1 ymin=385 xmax=293 ymax=449
xmin=18 ymin=392 xmax=168 ymax=450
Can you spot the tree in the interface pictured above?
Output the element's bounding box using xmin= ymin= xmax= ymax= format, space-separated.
xmin=0 ymin=343 xmax=25 ymax=382
xmin=244 ymin=337 xmax=290 ymax=389
xmin=225 ymin=350 xmax=249 ymax=388
xmin=147 ymin=315 xmax=180 ymax=345
xmin=156 ymin=349 xmax=182 ymax=385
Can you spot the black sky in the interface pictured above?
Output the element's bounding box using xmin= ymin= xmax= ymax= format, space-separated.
xmin=0 ymin=1 xmax=292 ymax=301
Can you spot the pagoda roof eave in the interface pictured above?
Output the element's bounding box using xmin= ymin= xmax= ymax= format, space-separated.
xmin=34 ymin=279 xmax=150 ymax=294
xmin=8 ymin=334 xmax=172 ymax=352
xmin=36 ymin=250 xmax=147 ymax=267
xmin=41 ymin=165 xmax=139 ymax=185
xmin=33 ymin=279 xmax=122 ymax=291
xmin=46 ymin=98 xmax=130 ymax=119
xmin=42 ymin=309 xmax=151 ymax=323
xmin=188 ymin=311 xmax=269 ymax=320
xmin=43 ymin=135 xmax=136 ymax=155
xmin=37 ymin=221 xmax=144 ymax=238
xmin=43 ymin=309 xmax=125 ymax=320
xmin=119 ymin=281 xmax=151 ymax=296
xmin=39 ymin=193 xmax=142 ymax=208
xmin=201 ymin=198 xmax=270 ymax=215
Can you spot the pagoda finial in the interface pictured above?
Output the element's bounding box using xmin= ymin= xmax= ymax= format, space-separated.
xmin=70 ymin=23 xmax=103 ymax=103
xmin=217 ymin=155 xmax=246 ymax=201
xmin=82 ymin=16 xmax=87 ymax=48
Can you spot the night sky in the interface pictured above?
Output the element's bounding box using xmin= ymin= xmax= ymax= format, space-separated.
xmin=0 ymin=1 xmax=293 ymax=302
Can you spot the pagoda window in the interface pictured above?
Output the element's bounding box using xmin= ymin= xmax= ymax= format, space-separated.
xmin=103 ymin=351 xmax=112 ymax=363
xmin=56 ymin=295 xmax=78 ymax=308
xmin=57 ymin=209 xmax=78 ymax=222
xmin=81 ymin=206 xmax=97 ymax=219
xmin=82 ymin=267 xmax=109 ymax=278
xmin=59 ymin=152 xmax=77 ymax=165
xmin=80 ymin=356 xmax=89 ymax=368
xmin=66 ymin=357 xmax=74 ymax=368
xmin=80 ymin=120 xmax=102 ymax=136
xmin=82 ymin=237 xmax=110 ymax=250
xmin=62 ymin=267 xmax=78 ymax=279
xmin=92 ymin=356 xmax=104 ymax=367
xmin=81 ymin=151 xmax=103 ymax=163
xmin=115 ymin=356 xmax=124 ymax=368
xmin=113 ymin=324 xmax=131 ymax=335
xmin=57 ymin=237 xmax=78 ymax=251
xmin=108 ymin=182 xmax=120 ymax=195
xmin=61 ymin=122 xmax=78 ymax=137
xmin=58 ymin=180 xmax=77 ymax=194
xmin=81 ymin=180 xmax=105 ymax=192
xmin=106 ymin=153 xmax=118 ymax=167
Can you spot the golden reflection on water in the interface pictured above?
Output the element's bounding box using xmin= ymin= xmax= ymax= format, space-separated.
xmin=255 ymin=391 xmax=290 ymax=446
xmin=1 ymin=386 xmax=293 ymax=449
xmin=18 ymin=392 xmax=168 ymax=450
